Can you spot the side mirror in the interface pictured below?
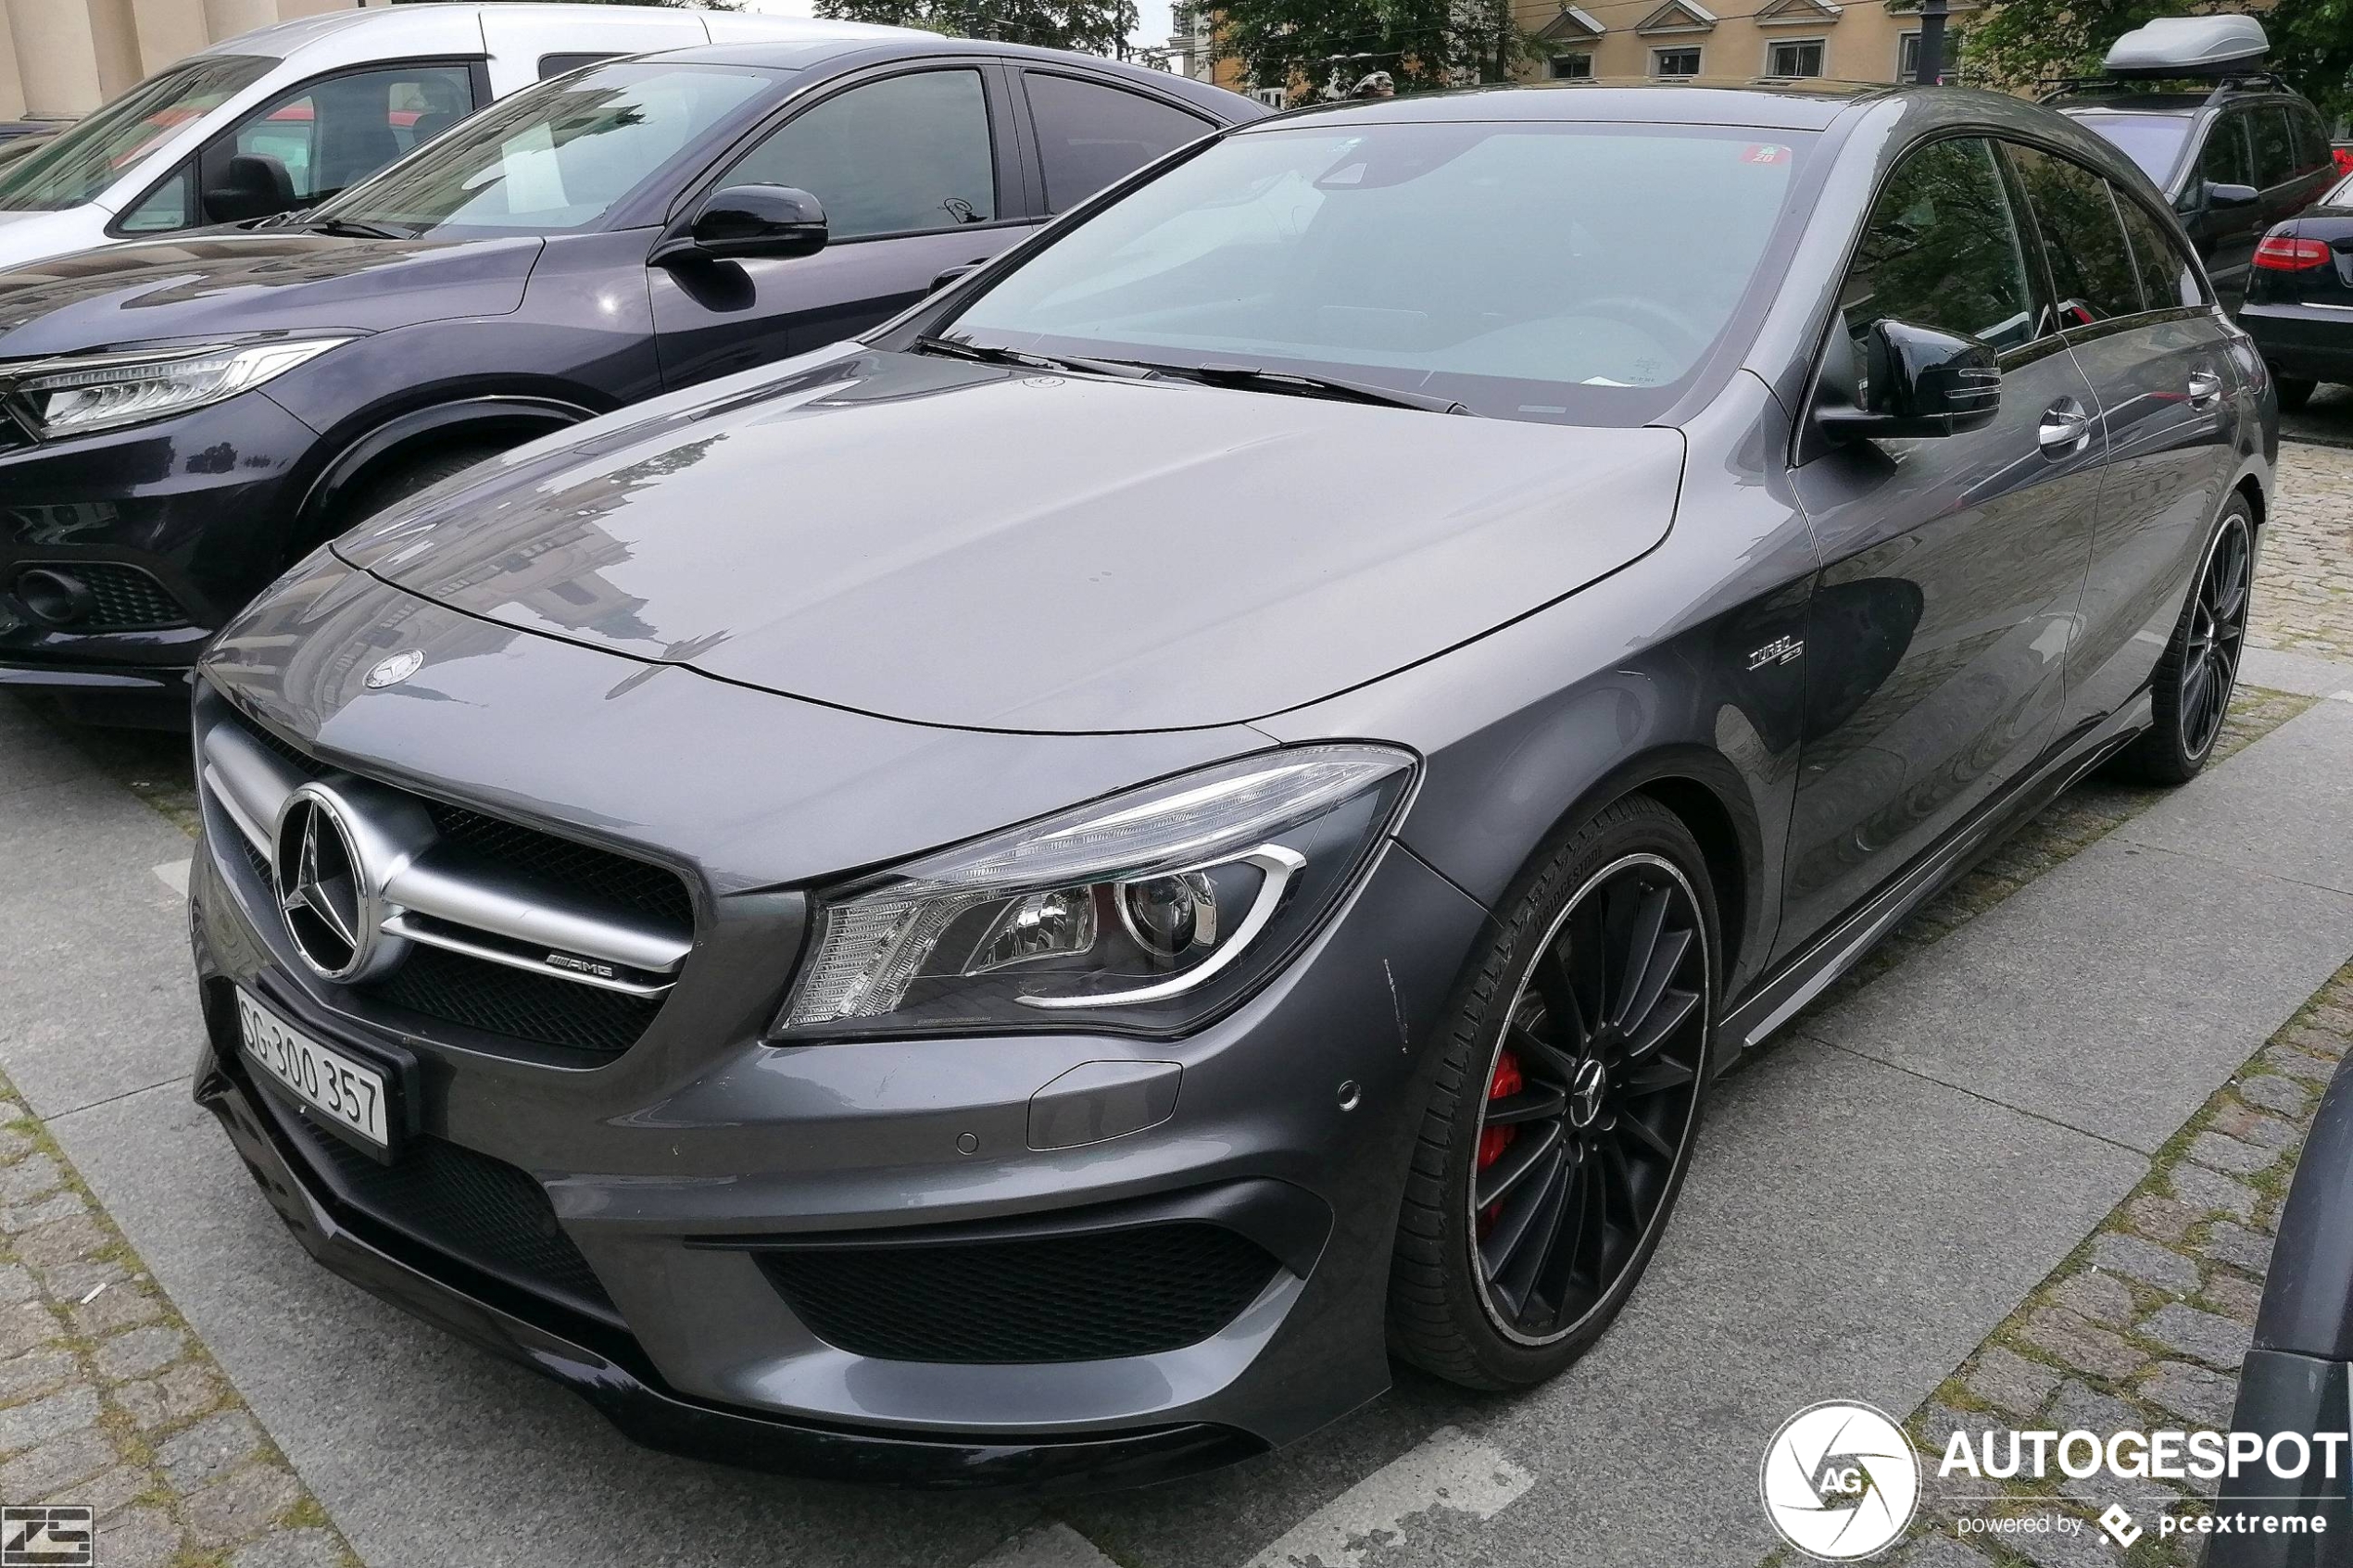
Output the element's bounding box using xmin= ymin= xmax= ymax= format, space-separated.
xmin=2206 ymin=181 xmax=2259 ymax=210
xmin=929 ymin=260 xmax=982 ymax=295
xmin=204 ymin=153 xmax=298 ymax=224
xmin=1817 ymin=319 xmax=2001 ymax=441
xmin=654 ymin=183 xmax=826 ymax=267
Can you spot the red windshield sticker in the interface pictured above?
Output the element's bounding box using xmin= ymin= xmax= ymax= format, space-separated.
xmin=1743 ymin=144 xmax=1793 ymax=165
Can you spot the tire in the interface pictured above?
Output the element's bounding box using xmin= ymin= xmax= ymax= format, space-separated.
xmin=2114 ymin=495 xmax=2256 ymax=786
xmin=2275 ymin=376 xmax=2317 ymax=412
xmin=316 ymin=440 xmax=510 ymax=546
xmin=1387 ymin=794 xmax=1718 ymax=1391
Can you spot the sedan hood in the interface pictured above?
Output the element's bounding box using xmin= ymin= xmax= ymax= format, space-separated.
xmin=0 ymin=232 xmax=541 ymax=359
xmin=337 ymin=349 xmax=1685 ymax=734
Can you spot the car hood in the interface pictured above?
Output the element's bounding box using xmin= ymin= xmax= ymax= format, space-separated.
xmin=0 ymin=232 xmax=541 ymax=360
xmin=336 ymin=347 xmax=1686 ymax=734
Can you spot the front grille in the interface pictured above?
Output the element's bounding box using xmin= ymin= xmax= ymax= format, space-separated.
xmin=276 ymin=1106 xmax=616 ymax=1320
xmin=366 ymin=944 xmax=661 ymax=1056
xmin=757 ymin=1223 xmax=1281 ymax=1363
xmin=425 ymin=803 xmax=693 ymax=931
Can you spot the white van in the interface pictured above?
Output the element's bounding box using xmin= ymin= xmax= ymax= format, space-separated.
xmin=0 ymin=3 xmax=923 ymax=271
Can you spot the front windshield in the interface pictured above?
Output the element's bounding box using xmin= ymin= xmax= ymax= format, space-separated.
xmin=945 ymin=121 xmax=1813 ymax=424
xmin=2071 ymin=112 xmax=2191 ymax=183
xmin=312 ymin=61 xmax=774 ymax=237
xmin=0 ymin=54 xmax=272 ymax=213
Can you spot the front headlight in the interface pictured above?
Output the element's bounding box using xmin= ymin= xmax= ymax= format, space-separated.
xmin=1 ymin=336 xmax=352 ymax=439
xmin=776 ymin=744 xmax=1416 ymax=1041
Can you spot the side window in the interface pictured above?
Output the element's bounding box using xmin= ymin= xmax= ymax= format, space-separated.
xmin=2110 ymin=183 xmax=2207 ymax=308
xmin=727 ymin=69 xmax=996 ymax=241
xmin=2006 ymin=143 xmax=2144 ymax=324
xmin=539 ymin=53 xmax=619 ymax=82
xmin=222 ymin=63 xmax=476 ymax=207
xmin=1023 ymin=73 xmax=1209 ymax=215
xmin=2197 ymin=115 xmax=2251 ymax=190
xmin=118 ymin=168 xmax=195 ymax=233
xmin=1840 ymin=137 xmax=2037 ymax=351
xmin=2294 ymin=107 xmax=2332 ymax=175
xmin=2251 ymin=107 xmax=2296 ymax=189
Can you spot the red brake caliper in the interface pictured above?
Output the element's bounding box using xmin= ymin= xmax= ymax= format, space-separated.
xmin=1475 ymin=1049 xmax=1523 ymax=1236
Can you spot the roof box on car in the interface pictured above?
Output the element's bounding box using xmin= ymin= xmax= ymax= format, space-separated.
xmin=2102 ymin=15 xmax=2269 ymax=78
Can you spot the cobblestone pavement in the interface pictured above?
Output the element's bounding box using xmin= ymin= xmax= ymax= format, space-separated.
xmin=2251 ymin=443 xmax=2353 ymax=664
xmin=0 ymin=1075 xmax=358 ymax=1567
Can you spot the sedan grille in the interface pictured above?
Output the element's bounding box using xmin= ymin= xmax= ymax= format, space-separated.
xmin=756 ymin=1223 xmax=1281 ymax=1363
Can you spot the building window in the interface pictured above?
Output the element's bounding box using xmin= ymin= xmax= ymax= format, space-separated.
xmin=1896 ymin=29 xmax=1965 ymax=83
xmin=1765 ymin=39 xmax=1825 ymax=77
xmin=1549 ymin=52 xmax=1595 ymax=80
xmin=1652 ymin=46 xmax=1702 ymax=78
xmin=1252 ymin=86 xmax=1286 ymax=107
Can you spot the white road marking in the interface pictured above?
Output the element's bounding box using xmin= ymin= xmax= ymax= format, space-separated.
xmin=970 ymin=1522 xmax=1124 ymax=1568
xmin=152 ymin=859 xmax=191 ymax=897
xmin=1245 ymin=1425 xmax=1535 ymax=1568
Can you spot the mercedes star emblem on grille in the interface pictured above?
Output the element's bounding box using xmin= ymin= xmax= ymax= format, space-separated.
xmin=273 ymin=787 xmax=392 ymax=983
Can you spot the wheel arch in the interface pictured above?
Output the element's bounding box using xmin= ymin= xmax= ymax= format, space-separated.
xmin=289 ymin=395 xmax=599 ymax=558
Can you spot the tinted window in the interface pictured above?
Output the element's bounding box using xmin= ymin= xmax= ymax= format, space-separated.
xmin=226 ymin=64 xmax=476 ymax=207
xmin=2111 ymin=185 xmax=2206 ymax=307
xmin=2293 ymin=107 xmax=2331 ymax=173
xmin=731 ymin=69 xmax=995 ymax=240
xmin=1842 ymin=137 xmax=2035 ymax=349
xmin=318 ymin=61 xmax=772 ymax=237
xmin=0 ymin=54 xmax=271 ymax=212
xmin=2252 ymin=107 xmax=2296 ymax=188
xmin=2007 ymin=143 xmax=2143 ymax=323
xmin=2198 ymin=114 xmax=2252 ymax=189
xmin=950 ymin=122 xmax=1814 ymax=425
xmin=540 ymin=53 xmax=620 ymax=82
xmin=1025 ymin=73 xmax=1208 ymax=214
xmin=2077 ymin=112 xmax=2191 ymax=184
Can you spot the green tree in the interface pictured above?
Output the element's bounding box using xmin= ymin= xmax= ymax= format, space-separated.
xmin=1968 ymin=0 xmax=2352 ymax=121
xmin=399 ymin=0 xmax=740 ymax=8
xmin=811 ymin=0 xmax=1139 ymax=56
xmin=1209 ymin=0 xmax=1531 ymax=104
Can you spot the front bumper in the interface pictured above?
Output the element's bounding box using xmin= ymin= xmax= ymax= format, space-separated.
xmin=185 ymin=708 xmax=1493 ymax=1486
xmin=0 ymin=391 xmax=316 ymax=693
xmin=2239 ymin=301 xmax=2353 ymax=383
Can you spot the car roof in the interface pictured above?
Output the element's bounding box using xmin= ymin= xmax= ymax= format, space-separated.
xmin=649 ymin=36 xmax=1264 ymax=119
xmin=197 ymin=4 xmax=913 ymax=62
xmin=1232 ymin=78 xmax=1901 ymax=132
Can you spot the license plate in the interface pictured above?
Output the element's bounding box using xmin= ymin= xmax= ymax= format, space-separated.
xmin=237 ymin=990 xmax=390 ymax=1151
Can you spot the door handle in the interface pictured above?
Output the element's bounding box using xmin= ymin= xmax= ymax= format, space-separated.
xmin=2188 ymin=365 xmax=2223 ymax=408
xmin=2038 ymin=398 xmax=2090 ymax=457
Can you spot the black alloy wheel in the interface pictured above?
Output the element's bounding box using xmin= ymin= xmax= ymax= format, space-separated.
xmin=1390 ymin=795 xmax=1715 ymax=1389
xmin=2120 ymin=498 xmax=2256 ymax=785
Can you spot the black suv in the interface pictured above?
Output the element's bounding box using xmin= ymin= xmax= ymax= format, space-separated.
xmin=0 ymin=39 xmax=1258 ymax=720
xmin=2054 ymin=75 xmax=2338 ymax=311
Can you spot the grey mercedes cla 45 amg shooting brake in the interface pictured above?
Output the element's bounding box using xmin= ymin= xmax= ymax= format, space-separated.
xmin=185 ymin=81 xmax=2274 ymax=1488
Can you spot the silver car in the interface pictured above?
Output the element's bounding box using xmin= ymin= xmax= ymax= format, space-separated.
xmin=0 ymin=1 xmax=922 ymax=271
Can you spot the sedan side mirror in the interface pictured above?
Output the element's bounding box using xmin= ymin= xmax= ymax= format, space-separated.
xmin=205 ymin=153 xmax=299 ymax=224
xmin=2206 ymin=181 xmax=2260 ymax=210
xmin=1816 ymin=319 xmax=2001 ymax=442
xmin=654 ymin=184 xmax=827 ymax=267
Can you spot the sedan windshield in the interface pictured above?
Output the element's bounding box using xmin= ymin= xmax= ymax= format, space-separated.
xmin=0 ymin=54 xmax=272 ymax=213
xmin=945 ymin=121 xmax=1813 ymax=425
xmin=309 ymin=61 xmax=775 ymax=238
xmin=2070 ymin=112 xmax=2192 ymax=184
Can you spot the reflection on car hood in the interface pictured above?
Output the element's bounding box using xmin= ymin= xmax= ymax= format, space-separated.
xmin=336 ymin=348 xmax=1687 ymax=734
xmin=0 ymin=232 xmax=541 ymax=359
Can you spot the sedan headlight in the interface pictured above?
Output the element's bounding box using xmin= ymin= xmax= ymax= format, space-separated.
xmin=776 ymin=745 xmax=1416 ymax=1040
xmin=1 ymin=336 xmax=352 ymax=439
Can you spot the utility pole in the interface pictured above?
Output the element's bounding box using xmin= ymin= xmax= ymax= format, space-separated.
xmin=1913 ymin=0 xmax=1948 ymax=84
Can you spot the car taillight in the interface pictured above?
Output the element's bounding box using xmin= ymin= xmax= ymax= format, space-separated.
xmin=2254 ymin=236 xmax=2332 ymax=270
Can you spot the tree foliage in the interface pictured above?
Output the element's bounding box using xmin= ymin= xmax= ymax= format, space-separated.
xmin=1209 ymin=0 xmax=1533 ymax=104
xmin=1967 ymin=0 xmax=2353 ymax=122
xmin=812 ymin=0 xmax=1139 ymax=56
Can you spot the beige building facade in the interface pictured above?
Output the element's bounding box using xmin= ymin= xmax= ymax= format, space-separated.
xmin=1512 ymin=0 xmax=1973 ymax=87
xmin=0 ymin=0 xmax=369 ymax=121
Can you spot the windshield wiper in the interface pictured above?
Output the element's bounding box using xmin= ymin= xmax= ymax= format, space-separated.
xmin=279 ymin=216 xmax=411 ymax=240
xmin=910 ymin=334 xmax=1160 ymax=381
xmin=1161 ymin=362 xmax=1476 ymax=416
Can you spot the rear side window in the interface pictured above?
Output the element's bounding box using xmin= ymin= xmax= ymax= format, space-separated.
xmin=2110 ymin=185 xmax=2207 ymax=307
xmin=2199 ymin=115 xmax=2251 ymax=189
xmin=2251 ymin=107 xmax=2296 ymax=188
xmin=1023 ymin=72 xmax=1209 ymax=214
xmin=729 ymin=69 xmax=997 ymax=240
xmin=2006 ymin=143 xmax=2143 ymax=323
xmin=1841 ymin=137 xmax=2037 ymax=350
xmin=2293 ymin=107 xmax=2332 ymax=174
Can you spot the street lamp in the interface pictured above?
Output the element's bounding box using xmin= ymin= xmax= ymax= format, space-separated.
xmin=1913 ymin=0 xmax=1948 ymax=84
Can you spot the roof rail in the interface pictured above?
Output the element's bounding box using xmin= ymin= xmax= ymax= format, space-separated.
xmin=2037 ymin=69 xmax=2291 ymax=105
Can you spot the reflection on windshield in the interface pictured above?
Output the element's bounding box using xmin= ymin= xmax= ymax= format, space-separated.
xmin=313 ymin=62 xmax=772 ymax=238
xmin=2074 ymin=113 xmax=2191 ymax=182
xmin=0 ymin=55 xmax=273 ymax=213
xmin=947 ymin=122 xmax=1810 ymax=426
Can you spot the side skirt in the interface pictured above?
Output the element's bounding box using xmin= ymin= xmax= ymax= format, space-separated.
xmin=1716 ymin=691 xmax=2153 ymax=1065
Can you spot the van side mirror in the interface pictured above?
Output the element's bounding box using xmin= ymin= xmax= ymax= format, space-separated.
xmin=1816 ymin=319 xmax=2001 ymax=441
xmin=653 ymin=184 xmax=827 ymax=267
xmin=929 ymin=260 xmax=982 ymax=295
xmin=205 ymin=153 xmax=299 ymax=224
xmin=2206 ymin=181 xmax=2259 ymax=210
